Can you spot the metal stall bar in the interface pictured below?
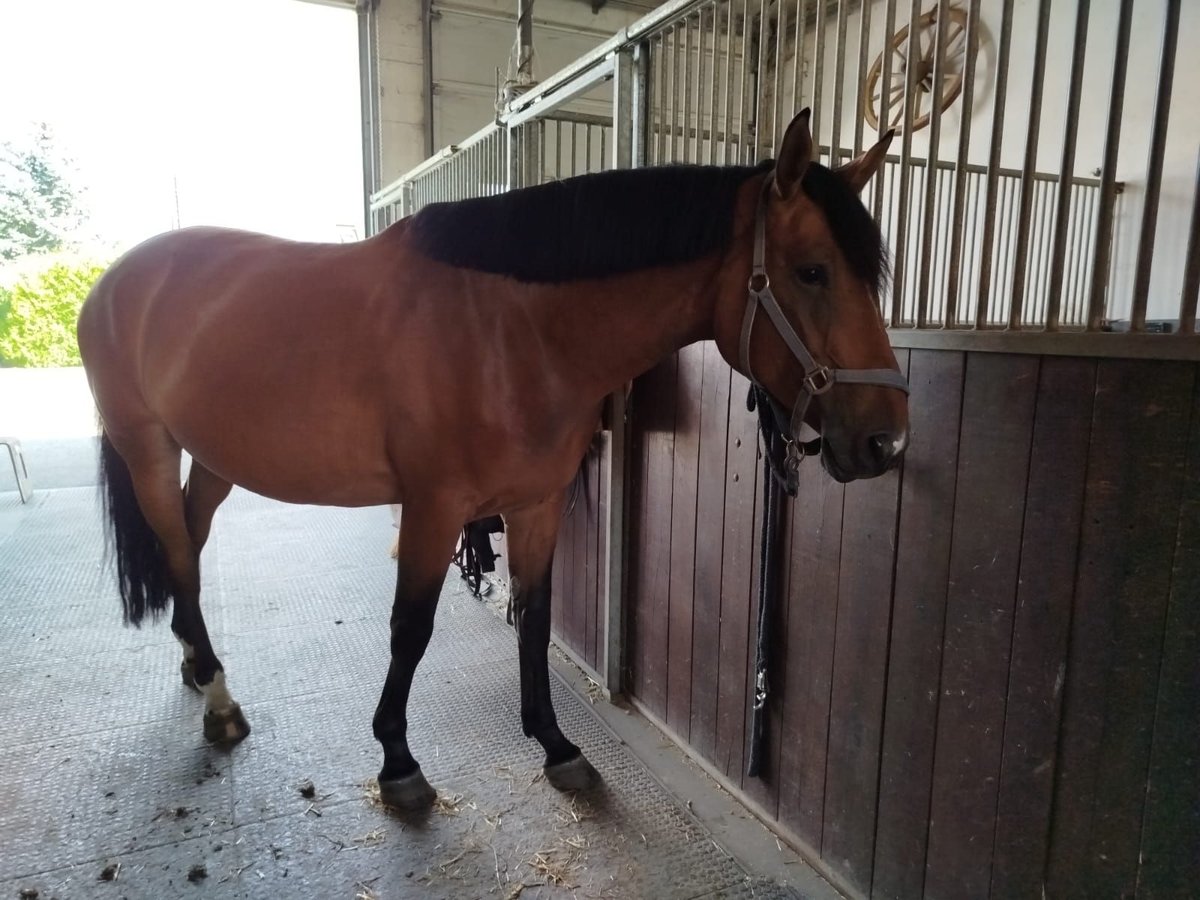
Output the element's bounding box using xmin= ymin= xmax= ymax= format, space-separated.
xmin=828 ymin=0 xmax=850 ymax=168
xmin=752 ymin=0 xmax=767 ymax=160
xmin=853 ymin=0 xmax=871 ymax=157
xmin=890 ymin=0 xmax=924 ymax=326
xmin=1042 ymin=0 xmax=1091 ymax=331
xmin=603 ymin=47 xmax=636 ymax=697
xmin=1130 ymin=0 xmax=1181 ymax=331
xmin=942 ymin=0 xmax=979 ymax=327
xmin=708 ymin=2 xmax=721 ymax=164
xmin=1181 ymin=149 xmax=1200 ymax=335
xmin=1086 ymin=0 xmax=1134 ymax=331
xmin=973 ymin=0 xmax=1014 ymax=329
xmin=1006 ymin=0 xmax=1052 ymax=330
xmin=696 ymin=6 xmax=709 ymax=162
xmin=770 ymin=0 xmax=784 ymax=153
xmin=736 ymin=0 xmax=751 ymax=162
xmin=873 ymin=0 xmax=898 ymax=225
xmin=915 ymin=0 xmax=951 ymax=328
xmin=809 ymin=0 xmax=827 ymax=150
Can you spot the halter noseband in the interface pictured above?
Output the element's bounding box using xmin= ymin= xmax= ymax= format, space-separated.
xmin=737 ymin=174 xmax=910 ymax=485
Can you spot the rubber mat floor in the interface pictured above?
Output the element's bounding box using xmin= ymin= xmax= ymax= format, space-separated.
xmin=0 ymin=442 xmax=816 ymax=900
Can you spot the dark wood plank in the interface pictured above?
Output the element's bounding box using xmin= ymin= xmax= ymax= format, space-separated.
xmin=989 ymin=357 xmax=1096 ymax=899
xmin=569 ymin=451 xmax=590 ymax=660
xmin=715 ymin=371 xmax=758 ymax=781
xmin=1046 ymin=359 xmax=1194 ymax=898
xmin=589 ymin=434 xmax=609 ymax=670
xmin=552 ymin=500 xmax=569 ymax=643
xmin=551 ymin=512 xmax=565 ymax=642
xmin=743 ymin=466 xmax=796 ymax=820
xmin=923 ymin=352 xmax=1039 ymax=900
xmin=634 ymin=355 xmax=677 ymax=719
xmin=667 ymin=344 xmax=704 ymax=737
xmin=871 ymin=349 xmax=965 ymax=900
xmin=821 ymin=350 xmax=909 ymax=894
xmin=1138 ymin=366 xmax=1200 ymax=898
xmin=689 ymin=341 xmax=732 ymax=761
xmin=624 ymin=366 xmax=653 ymax=699
xmin=776 ymin=439 xmax=845 ymax=850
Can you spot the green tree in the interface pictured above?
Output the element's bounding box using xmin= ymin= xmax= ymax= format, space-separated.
xmin=0 ymin=259 xmax=105 ymax=367
xmin=0 ymin=124 xmax=84 ymax=261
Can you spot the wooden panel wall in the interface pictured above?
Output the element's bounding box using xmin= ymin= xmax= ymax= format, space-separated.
xmin=623 ymin=346 xmax=1200 ymax=900
xmin=551 ymin=429 xmax=607 ymax=675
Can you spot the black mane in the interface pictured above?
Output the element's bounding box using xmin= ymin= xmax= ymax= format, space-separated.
xmin=408 ymin=161 xmax=888 ymax=290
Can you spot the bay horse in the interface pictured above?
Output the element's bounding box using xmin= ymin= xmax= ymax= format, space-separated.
xmin=77 ymin=110 xmax=908 ymax=811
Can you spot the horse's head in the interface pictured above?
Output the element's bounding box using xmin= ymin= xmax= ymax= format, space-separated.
xmin=721 ymin=109 xmax=909 ymax=483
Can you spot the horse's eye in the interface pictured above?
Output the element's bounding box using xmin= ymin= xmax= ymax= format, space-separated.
xmin=795 ymin=264 xmax=828 ymax=288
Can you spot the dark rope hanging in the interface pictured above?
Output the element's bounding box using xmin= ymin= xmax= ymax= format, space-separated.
xmin=452 ymin=515 xmax=505 ymax=597
xmin=745 ymin=384 xmax=808 ymax=778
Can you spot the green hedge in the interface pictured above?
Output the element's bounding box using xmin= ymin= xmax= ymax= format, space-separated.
xmin=0 ymin=258 xmax=106 ymax=367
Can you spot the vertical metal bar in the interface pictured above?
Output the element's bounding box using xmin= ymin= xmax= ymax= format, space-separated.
xmin=829 ymin=0 xmax=850 ymax=167
xmin=1006 ymin=0 xmax=1052 ymax=330
xmin=873 ymin=0 xmax=899 ymax=223
xmin=809 ymin=0 xmax=827 ymax=150
xmin=615 ymin=47 xmax=636 ymax=172
xmin=916 ymin=0 xmax=950 ymax=328
xmin=752 ymin=0 xmax=767 ymax=160
xmin=673 ymin=24 xmax=685 ymax=161
xmin=654 ymin=35 xmax=666 ymax=164
xmin=1086 ymin=0 xmax=1134 ymax=331
xmin=682 ymin=15 xmax=694 ymax=163
xmin=694 ymin=12 xmax=704 ymax=162
xmin=1041 ymin=0 xmax=1099 ymax=331
xmin=1069 ymin=184 xmax=1087 ymax=321
xmin=632 ymin=40 xmax=649 ymax=169
xmin=723 ymin=0 xmax=737 ymax=163
xmin=1180 ymin=148 xmax=1200 ymax=334
xmin=890 ymin=0 xmax=922 ymax=326
xmin=1130 ymin=0 xmax=1180 ymax=330
xmin=736 ymin=0 xmax=751 ymax=163
xmin=792 ymin=0 xmax=805 ymax=116
xmin=943 ymin=0 xmax=979 ymax=327
xmin=771 ymin=0 xmax=785 ymax=153
xmin=974 ymin=0 xmax=1014 ymax=329
xmin=853 ymin=0 xmax=872 ymax=156
xmin=708 ymin=2 xmax=721 ymax=164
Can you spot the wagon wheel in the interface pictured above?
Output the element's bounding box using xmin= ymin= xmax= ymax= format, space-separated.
xmin=862 ymin=6 xmax=973 ymax=134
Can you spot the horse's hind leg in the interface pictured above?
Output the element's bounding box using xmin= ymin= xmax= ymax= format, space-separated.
xmin=506 ymin=493 xmax=601 ymax=791
xmin=372 ymin=498 xmax=467 ymax=810
xmin=118 ymin=436 xmax=247 ymax=743
xmin=174 ymin=461 xmax=233 ymax=691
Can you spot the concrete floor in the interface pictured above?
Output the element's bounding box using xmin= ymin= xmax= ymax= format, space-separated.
xmin=0 ymin=382 xmax=841 ymax=900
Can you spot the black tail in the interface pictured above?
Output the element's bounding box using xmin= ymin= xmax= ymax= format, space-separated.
xmin=99 ymin=431 xmax=172 ymax=626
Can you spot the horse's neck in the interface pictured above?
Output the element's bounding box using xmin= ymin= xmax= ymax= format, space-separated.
xmin=537 ymin=256 xmax=722 ymax=397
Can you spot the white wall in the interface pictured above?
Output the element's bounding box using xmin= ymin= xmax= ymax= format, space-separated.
xmin=374 ymin=0 xmax=657 ymax=186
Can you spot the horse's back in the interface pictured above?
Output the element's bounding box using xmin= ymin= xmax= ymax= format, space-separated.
xmin=78 ymin=227 xmax=405 ymax=504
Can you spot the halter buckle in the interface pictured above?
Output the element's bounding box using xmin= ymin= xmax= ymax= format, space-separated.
xmin=803 ymin=366 xmax=835 ymax=395
xmin=748 ymin=271 xmax=770 ymax=293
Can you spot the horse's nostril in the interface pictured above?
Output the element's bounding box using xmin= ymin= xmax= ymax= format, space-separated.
xmin=868 ymin=431 xmax=905 ymax=468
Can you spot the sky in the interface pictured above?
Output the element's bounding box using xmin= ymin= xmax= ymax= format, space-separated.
xmin=0 ymin=0 xmax=363 ymax=252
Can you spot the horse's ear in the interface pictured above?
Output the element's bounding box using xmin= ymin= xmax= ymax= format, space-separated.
xmin=836 ymin=129 xmax=895 ymax=193
xmin=774 ymin=109 xmax=813 ymax=200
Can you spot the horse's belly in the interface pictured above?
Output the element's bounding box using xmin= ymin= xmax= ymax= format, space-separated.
xmin=169 ymin=410 xmax=398 ymax=507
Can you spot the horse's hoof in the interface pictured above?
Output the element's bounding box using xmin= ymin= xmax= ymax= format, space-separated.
xmin=203 ymin=704 xmax=251 ymax=745
xmin=544 ymin=754 xmax=601 ymax=792
xmin=180 ymin=659 xmax=200 ymax=691
xmin=378 ymin=769 xmax=437 ymax=811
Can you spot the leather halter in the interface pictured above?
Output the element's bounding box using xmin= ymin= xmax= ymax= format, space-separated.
xmin=737 ymin=174 xmax=910 ymax=462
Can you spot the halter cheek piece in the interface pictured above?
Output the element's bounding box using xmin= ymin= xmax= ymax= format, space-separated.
xmin=737 ymin=174 xmax=910 ymax=488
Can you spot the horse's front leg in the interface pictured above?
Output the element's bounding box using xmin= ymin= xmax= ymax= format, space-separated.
xmin=506 ymin=492 xmax=602 ymax=792
xmin=373 ymin=498 xmax=466 ymax=810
